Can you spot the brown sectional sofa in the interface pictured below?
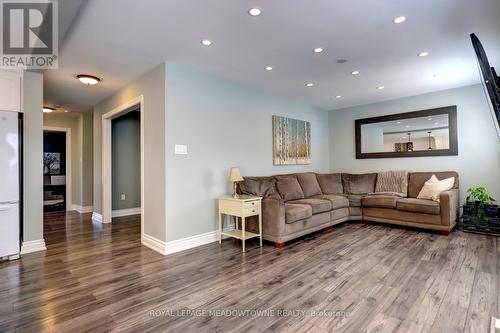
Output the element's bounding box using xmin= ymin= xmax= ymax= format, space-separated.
xmin=237 ymin=171 xmax=459 ymax=247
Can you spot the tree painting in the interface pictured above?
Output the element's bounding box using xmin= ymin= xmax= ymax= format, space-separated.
xmin=44 ymin=152 xmax=61 ymax=175
xmin=273 ymin=116 xmax=311 ymax=165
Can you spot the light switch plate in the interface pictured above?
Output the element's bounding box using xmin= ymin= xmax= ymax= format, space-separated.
xmin=175 ymin=144 xmax=188 ymax=155
xmin=121 ymin=194 xmax=126 ymax=201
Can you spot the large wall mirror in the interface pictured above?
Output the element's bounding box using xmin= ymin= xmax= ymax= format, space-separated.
xmin=355 ymin=106 xmax=458 ymax=159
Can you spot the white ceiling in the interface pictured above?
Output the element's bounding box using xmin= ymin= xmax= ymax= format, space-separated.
xmin=44 ymin=0 xmax=500 ymax=112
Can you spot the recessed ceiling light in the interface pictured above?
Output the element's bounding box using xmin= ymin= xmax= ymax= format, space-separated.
xmin=393 ymin=16 xmax=407 ymax=24
xmin=435 ymin=122 xmax=439 ymax=125
xmin=335 ymin=95 xmax=342 ymax=99
xmin=351 ymin=70 xmax=360 ymax=75
xmin=43 ymin=107 xmax=54 ymax=113
xmin=402 ymin=136 xmax=407 ymax=139
xmin=427 ymin=117 xmax=433 ymax=121
xmin=396 ymin=121 xmax=402 ymax=124
xmin=64 ymin=110 xmax=70 ymax=113
xmin=406 ymin=125 xmax=411 ymax=128
xmin=418 ymin=51 xmax=430 ymax=57
xmin=377 ymin=86 xmax=385 ymax=90
xmin=313 ymin=47 xmax=324 ymax=53
xmin=200 ymin=39 xmax=213 ymax=46
xmin=305 ymin=83 xmax=315 ymax=87
xmin=76 ymin=74 xmax=101 ymax=85
xmin=265 ymin=66 xmax=273 ymax=71
xmin=248 ymin=8 xmax=262 ymax=16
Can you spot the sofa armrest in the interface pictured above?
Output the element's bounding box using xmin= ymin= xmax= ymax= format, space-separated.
xmin=440 ymin=189 xmax=459 ymax=226
xmin=262 ymin=197 xmax=286 ymax=236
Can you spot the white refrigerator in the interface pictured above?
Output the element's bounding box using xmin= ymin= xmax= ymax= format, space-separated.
xmin=0 ymin=110 xmax=20 ymax=259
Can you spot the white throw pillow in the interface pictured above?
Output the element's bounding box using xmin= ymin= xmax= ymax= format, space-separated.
xmin=417 ymin=175 xmax=455 ymax=202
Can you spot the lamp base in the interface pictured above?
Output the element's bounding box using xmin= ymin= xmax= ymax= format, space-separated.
xmin=232 ymin=183 xmax=239 ymax=198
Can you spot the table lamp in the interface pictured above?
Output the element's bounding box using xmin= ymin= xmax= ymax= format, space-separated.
xmin=228 ymin=167 xmax=244 ymax=198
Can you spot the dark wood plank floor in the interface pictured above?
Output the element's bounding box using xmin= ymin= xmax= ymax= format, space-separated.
xmin=0 ymin=211 xmax=498 ymax=333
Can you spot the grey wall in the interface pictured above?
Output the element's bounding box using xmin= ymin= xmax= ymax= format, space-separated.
xmin=80 ymin=112 xmax=93 ymax=206
xmin=94 ymin=63 xmax=166 ymax=241
xmin=165 ymin=64 xmax=330 ymax=241
xmin=329 ymin=84 xmax=500 ymax=203
xmin=112 ymin=111 xmax=140 ymax=210
xmin=23 ymin=71 xmax=44 ymax=242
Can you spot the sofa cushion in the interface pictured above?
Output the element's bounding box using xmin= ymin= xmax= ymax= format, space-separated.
xmin=417 ymin=175 xmax=455 ymax=202
xmin=375 ymin=170 xmax=408 ymax=196
xmin=361 ymin=195 xmax=400 ymax=209
xmin=275 ymin=176 xmax=305 ymax=201
xmin=237 ymin=177 xmax=279 ymax=198
xmin=284 ymin=203 xmax=312 ymax=224
xmin=408 ymin=171 xmax=459 ymax=198
xmin=397 ymin=198 xmax=441 ymax=215
xmin=345 ymin=194 xmax=364 ymax=207
xmin=288 ymin=198 xmax=332 ymax=214
xmin=316 ymin=173 xmax=343 ymax=194
xmin=296 ymin=173 xmax=322 ymax=197
xmin=311 ymin=194 xmax=349 ymax=210
xmin=342 ymin=173 xmax=377 ymax=194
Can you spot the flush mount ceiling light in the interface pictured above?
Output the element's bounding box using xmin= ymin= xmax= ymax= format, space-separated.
xmin=265 ymin=66 xmax=273 ymax=71
xmin=351 ymin=70 xmax=360 ymax=75
xmin=418 ymin=51 xmax=430 ymax=57
xmin=43 ymin=106 xmax=54 ymax=113
xmin=313 ymin=47 xmax=324 ymax=53
xmin=248 ymin=8 xmax=262 ymax=16
xmin=200 ymin=39 xmax=213 ymax=46
xmin=393 ymin=16 xmax=407 ymax=24
xmin=76 ymin=74 xmax=101 ymax=85
xmin=377 ymin=86 xmax=385 ymax=90
xmin=305 ymin=83 xmax=315 ymax=87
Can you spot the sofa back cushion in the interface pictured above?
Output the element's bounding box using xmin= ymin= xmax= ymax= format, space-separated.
xmin=342 ymin=173 xmax=377 ymax=194
xmin=316 ymin=173 xmax=343 ymax=194
xmin=375 ymin=170 xmax=409 ymax=197
xmin=408 ymin=171 xmax=459 ymax=198
xmin=237 ymin=177 xmax=280 ymax=199
xmin=296 ymin=173 xmax=322 ymax=197
xmin=275 ymin=176 xmax=305 ymax=201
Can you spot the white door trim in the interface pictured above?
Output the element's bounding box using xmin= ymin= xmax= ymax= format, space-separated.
xmin=101 ymin=95 xmax=144 ymax=240
xmin=43 ymin=126 xmax=72 ymax=211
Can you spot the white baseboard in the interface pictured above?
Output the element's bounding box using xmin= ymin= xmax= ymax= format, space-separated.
xmin=72 ymin=205 xmax=94 ymax=213
xmin=112 ymin=207 xmax=141 ymax=217
xmin=92 ymin=212 xmax=103 ymax=223
xmin=20 ymin=239 xmax=47 ymax=255
xmin=141 ymin=230 xmax=226 ymax=256
xmin=142 ymin=233 xmax=167 ymax=255
xmin=165 ymin=230 xmax=220 ymax=255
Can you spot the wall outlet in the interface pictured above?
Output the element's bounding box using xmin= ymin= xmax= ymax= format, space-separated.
xmin=121 ymin=194 xmax=126 ymax=201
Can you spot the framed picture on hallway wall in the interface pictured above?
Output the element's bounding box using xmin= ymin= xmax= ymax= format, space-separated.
xmin=272 ymin=115 xmax=311 ymax=165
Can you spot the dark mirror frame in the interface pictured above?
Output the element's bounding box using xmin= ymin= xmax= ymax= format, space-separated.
xmin=355 ymin=106 xmax=458 ymax=159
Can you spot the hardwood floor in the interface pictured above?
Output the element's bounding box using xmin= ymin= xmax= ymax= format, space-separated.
xmin=1 ymin=211 xmax=498 ymax=333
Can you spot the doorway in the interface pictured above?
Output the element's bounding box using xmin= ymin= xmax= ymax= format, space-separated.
xmin=43 ymin=128 xmax=71 ymax=212
xmin=102 ymin=96 xmax=144 ymax=239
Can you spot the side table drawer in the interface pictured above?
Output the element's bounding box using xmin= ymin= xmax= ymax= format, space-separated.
xmin=243 ymin=205 xmax=261 ymax=216
xmin=243 ymin=200 xmax=260 ymax=209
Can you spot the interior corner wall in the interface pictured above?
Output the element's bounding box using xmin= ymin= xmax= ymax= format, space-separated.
xmin=22 ymin=71 xmax=44 ymax=242
xmin=165 ymin=63 xmax=330 ymax=242
xmin=80 ymin=112 xmax=93 ymax=207
xmin=93 ymin=63 xmax=166 ymax=242
xmin=328 ymin=84 xmax=500 ymax=203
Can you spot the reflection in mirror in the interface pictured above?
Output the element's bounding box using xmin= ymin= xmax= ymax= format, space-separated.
xmin=355 ymin=106 xmax=458 ymax=159
xmin=361 ymin=114 xmax=450 ymax=153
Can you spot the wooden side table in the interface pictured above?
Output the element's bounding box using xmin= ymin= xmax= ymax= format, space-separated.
xmin=218 ymin=195 xmax=262 ymax=252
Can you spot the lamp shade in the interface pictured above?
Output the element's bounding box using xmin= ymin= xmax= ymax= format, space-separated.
xmin=228 ymin=167 xmax=244 ymax=182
